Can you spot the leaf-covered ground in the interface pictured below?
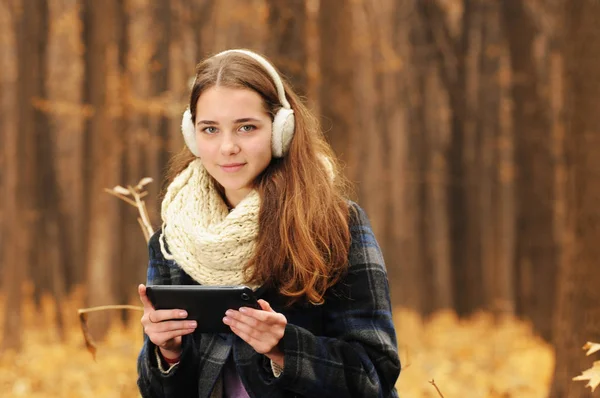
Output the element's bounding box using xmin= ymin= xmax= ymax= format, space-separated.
xmin=394 ymin=308 xmax=554 ymax=397
xmin=0 ymin=292 xmax=554 ymax=397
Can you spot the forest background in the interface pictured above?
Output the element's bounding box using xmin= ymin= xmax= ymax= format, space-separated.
xmin=1 ymin=0 xmax=599 ymax=397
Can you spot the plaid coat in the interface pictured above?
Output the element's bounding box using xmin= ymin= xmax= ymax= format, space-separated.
xmin=137 ymin=202 xmax=401 ymax=398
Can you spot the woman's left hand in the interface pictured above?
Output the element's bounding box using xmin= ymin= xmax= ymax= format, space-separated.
xmin=223 ymin=299 xmax=287 ymax=367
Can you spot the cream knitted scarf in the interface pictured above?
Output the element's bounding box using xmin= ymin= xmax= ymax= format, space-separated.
xmin=159 ymin=159 xmax=260 ymax=287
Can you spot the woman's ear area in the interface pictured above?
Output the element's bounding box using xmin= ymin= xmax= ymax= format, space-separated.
xmin=271 ymin=107 xmax=295 ymax=158
xmin=181 ymin=108 xmax=200 ymax=157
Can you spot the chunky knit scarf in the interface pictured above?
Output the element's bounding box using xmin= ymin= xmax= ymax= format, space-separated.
xmin=159 ymin=158 xmax=260 ymax=288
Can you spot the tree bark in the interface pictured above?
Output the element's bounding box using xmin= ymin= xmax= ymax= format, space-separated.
xmin=502 ymin=0 xmax=557 ymax=341
xmin=210 ymin=0 xmax=267 ymax=53
xmin=83 ymin=0 xmax=122 ymax=339
xmin=318 ymin=0 xmax=355 ymax=163
xmin=419 ymin=0 xmax=486 ymax=315
xmin=45 ymin=0 xmax=87 ymax=338
xmin=550 ymin=1 xmax=600 ymax=396
xmin=349 ymin=0 xmax=387 ymax=252
xmin=0 ymin=0 xmax=25 ymax=351
xmin=46 ymin=0 xmax=86 ymax=294
xmin=265 ymin=0 xmax=307 ymax=96
xmin=478 ymin=0 xmax=514 ymax=316
xmin=120 ymin=0 xmax=158 ymax=318
xmin=166 ymin=0 xmax=210 ymax=156
xmin=384 ymin=0 xmax=428 ymax=310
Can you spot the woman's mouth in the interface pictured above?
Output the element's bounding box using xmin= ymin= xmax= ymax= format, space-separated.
xmin=220 ymin=163 xmax=246 ymax=173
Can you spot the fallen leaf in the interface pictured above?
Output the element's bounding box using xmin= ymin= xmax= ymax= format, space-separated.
xmin=583 ymin=342 xmax=600 ymax=356
xmin=573 ymin=360 xmax=600 ymax=392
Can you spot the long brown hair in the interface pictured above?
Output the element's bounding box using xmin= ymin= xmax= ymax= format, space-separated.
xmin=164 ymin=51 xmax=352 ymax=305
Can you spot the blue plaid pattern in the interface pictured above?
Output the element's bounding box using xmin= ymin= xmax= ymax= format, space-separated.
xmin=137 ymin=202 xmax=400 ymax=397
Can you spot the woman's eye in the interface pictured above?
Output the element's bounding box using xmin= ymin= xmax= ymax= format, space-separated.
xmin=239 ymin=125 xmax=256 ymax=133
xmin=202 ymin=126 xmax=217 ymax=134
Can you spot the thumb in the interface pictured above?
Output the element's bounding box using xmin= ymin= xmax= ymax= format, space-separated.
xmin=138 ymin=284 xmax=154 ymax=309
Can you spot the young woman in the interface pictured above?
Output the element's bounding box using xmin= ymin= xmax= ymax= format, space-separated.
xmin=136 ymin=49 xmax=400 ymax=398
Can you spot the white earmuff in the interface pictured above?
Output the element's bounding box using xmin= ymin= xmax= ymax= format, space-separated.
xmin=181 ymin=49 xmax=295 ymax=158
xmin=271 ymin=107 xmax=295 ymax=158
xmin=181 ymin=109 xmax=199 ymax=157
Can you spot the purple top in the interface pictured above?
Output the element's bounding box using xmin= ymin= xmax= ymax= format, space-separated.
xmin=223 ymin=353 xmax=250 ymax=398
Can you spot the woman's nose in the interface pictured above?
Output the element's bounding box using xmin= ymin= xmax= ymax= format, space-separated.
xmin=220 ymin=133 xmax=240 ymax=155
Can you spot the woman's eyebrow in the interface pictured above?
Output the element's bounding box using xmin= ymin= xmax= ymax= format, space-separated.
xmin=197 ymin=117 xmax=262 ymax=125
xmin=234 ymin=117 xmax=261 ymax=123
xmin=197 ymin=119 xmax=217 ymax=125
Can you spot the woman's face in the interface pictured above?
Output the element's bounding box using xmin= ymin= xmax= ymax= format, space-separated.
xmin=194 ymin=86 xmax=272 ymax=207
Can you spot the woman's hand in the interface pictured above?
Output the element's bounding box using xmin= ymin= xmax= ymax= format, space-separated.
xmin=138 ymin=284 xmax=197 ymax=359
xmin=223 ymin=299 xmax=287 ymax=367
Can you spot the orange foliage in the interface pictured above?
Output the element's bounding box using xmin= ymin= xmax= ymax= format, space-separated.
xmin=573 ymin=342 xmax=600 ymax=392
xmin=0 ymin=292 xmax=555 ymax=397
xmin=0 ymin=289 xmax=142 ymax=398
xmin=394 ymin=309 xmax=555 ymax=397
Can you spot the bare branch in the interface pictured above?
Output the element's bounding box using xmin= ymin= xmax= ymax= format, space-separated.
xmin=138 ymin=217 xmax=150 ymax=242
xmin=77 ymin=305 xmax=144 ymax=360
xmin=429 ymin=379 xmax=445 ymax=398
xmin=103 ymin=188 xmax=137 ymax=207
xmin=78 ymin=305 xmax=144 ymax=314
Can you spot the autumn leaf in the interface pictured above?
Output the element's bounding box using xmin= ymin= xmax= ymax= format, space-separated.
xmin=583 ymin=342 xmax=600 ymax=356
xmin=136 ymin=177 xmax=153 ymax=190
xmin=573 ymin=361 xmax=600 ymax=392
xmin=112 ymin=185 xmax=131 ymax=196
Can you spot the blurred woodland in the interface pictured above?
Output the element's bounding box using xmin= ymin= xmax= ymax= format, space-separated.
xmin=1 ymin=0 xmax=600 ymax=397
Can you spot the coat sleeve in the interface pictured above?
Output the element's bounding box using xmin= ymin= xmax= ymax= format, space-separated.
xmin=136 ymin=230 xmax=201 ymax=398
xmin=259 ymin=203 xmax=401 ymax=397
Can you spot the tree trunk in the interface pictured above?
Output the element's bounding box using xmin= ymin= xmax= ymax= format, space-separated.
xmin=478 ymin=0 xmax=513 ymax=316
xmin=550 ymin=1 xmax=600 ymax=396
xmin=210 ymin=0 xmax=267 ymax=52
xmin=33 ymin=0 xmax=70 ymax=340
xmin=495 ymin=47 xmax=517 ymax=319
xmin=0 ymin=0 xmax=25 ymax=351
xmin=382 ymin=0 xmax=428 ymax=310
xmin=422 ymin=55 xmax=453 ymax=314
xmin=419 ymin=0 xmax=485 ymax=315
xmin=147 ymin=0 xmax=170 ymax=219
xmin=45 ymin=0 xmax=87 ymax=339
xmin=120 ymin=0 xmax=157 ymax=319
xmin=46 ymin=0 xmax=86 ymax=294
xmin=265 ymin=0 xmax=307 ymax=96
xmin=166 ymin=0 xmax=210 ymax=156
xmin=17 ymin=0 xmax=47 ymax=312
xmin=318 ymin=0 xmax=355 ymax=164
xmin=349 ymin=0 xmax=387 ymax=254
xmin=502 ymin=0 xmax=557 ymax=341
xmin=83 ymin=0 xmax=122 ymax=339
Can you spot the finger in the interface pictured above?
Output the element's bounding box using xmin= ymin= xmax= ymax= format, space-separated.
xmin=138 ymin=284 xmax=154 ymax=310
xmin=149 ymin=319 xmax=197 ymax=334
xmin=224 ymin=312 xmax=259 ymax=332
xmin=153 ymin=328 xmax=196 ymax=346
xmin=144 ymin=320 xmax=195 ymax=342
xmin=152 ymin=309 xmax=189 ymax=323
xmin=236 ymin=307 xmax=287 ymax=327
xmin=257 ymin=299 xmax=274 ymax=312
xmin=228 ymin=324 xmax=275 ymax=355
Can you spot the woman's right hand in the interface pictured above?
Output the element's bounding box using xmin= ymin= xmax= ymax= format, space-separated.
xmin=138 ymin=284 xmax=197 ymax=358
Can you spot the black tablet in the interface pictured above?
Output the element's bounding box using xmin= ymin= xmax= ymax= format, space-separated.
xmin=146 ymin=285 xmax=260 ymax=334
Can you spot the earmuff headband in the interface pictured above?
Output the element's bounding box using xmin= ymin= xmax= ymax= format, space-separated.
xmin=214 ymin=49 xmax=291 ymax=110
